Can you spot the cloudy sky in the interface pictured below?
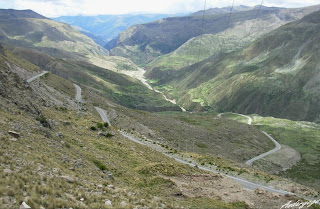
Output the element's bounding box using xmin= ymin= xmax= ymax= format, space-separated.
xmin=0 ymin=0 xmax=319 ymax=17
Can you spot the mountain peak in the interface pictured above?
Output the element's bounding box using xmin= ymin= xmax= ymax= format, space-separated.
xmin=0 ymin=9 xmax=48 ymax=19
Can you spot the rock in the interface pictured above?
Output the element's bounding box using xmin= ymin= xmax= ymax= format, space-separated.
xmin=153 ymin=196 xmax=160 ymax=202
xmin=8 ymin=130 xmax=20 ymax=138
xmin=80 ymin=198 xmax=84 ymax=201
xmin=107 ymin=184 xmax=115 ymax=189
xmin=271 ymin=193 xmax=281 ymax=199
xmin=107 ymin=173 xmax=114 ymax=180
xmin=255 ymin=188 xmax=267 ymax=195
xmin=63 ymin=121 xmax=71 ymax=126
xmin=98 ymin=132 xmax=105 ymax=137
xmin=20 ymin=201 xmax=31 ymax=209
xmin=97 ymin=184 xmax=103 ymax=188
xmin=60 ymin=176 xmax=75 ymax=183
xmin=105 ymin=200 xmax=112 ymax=206
xmin=103 ymin=171 xmax=114 ymax=180
xmin=74 ymin=159 xmax=82 ymax=168
xmin=4 ymin=168 xmax=13 ymax=174
xmin=244 ymin=200 xmax=255 ymax=208
xmin=119 ymin=201 xmax=127 ymax=207
xmin=9 ymin=137 xmax=18 ymax=141
xmin=57 ymin=132 xmax=64 ymax=139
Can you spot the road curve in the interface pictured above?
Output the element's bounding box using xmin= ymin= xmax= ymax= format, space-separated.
xmin=119 ymin=131 xmax=292 ymax=196
xmin=218 ymin=112 xmax=251 ymax=125
xmin=246 ymin=131 xmax=281 ymax=165
xmin=218 ymin=113 xmax=281 ymax=166
xmin=27 ymin=71 xmax=48 ymax=83
xmin=95 ymin=107 xmax=111 ymax=127
xmin=73 ymin=83 xmax=82 ymax=103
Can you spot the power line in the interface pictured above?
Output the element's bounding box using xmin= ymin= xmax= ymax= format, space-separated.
xmin=233 ymin=0 xmax=264 ymax=72
xmin=197 ymin=0 xmax=207 ymax=62
xmin=219 ymin=0 xmax=235 ymax=52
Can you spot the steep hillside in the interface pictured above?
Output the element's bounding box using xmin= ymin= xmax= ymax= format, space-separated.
xmin=154 ymin=9 xmax=320 ymax=122
xmin=109 ymin=5 xmax=320 ymax=66
xmin=1 ymin=46 xmax=311 ymax=209
xmin=8 ymin=45 xmax=180 ymax=112
xmin=0 ymin=9 xmax=108 ymax=60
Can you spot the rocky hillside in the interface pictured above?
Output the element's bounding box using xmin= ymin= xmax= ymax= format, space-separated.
xmin=0 ymin=9 xmax=108 ymax=61
xmin=7 ymin=45 xmax=180 ymax=112
xmin=2 ymin=44 xmax=313 ymax=209
xmin=153 ymin=9 xmax=320 ymax=122
xmin=109 ymin=5 xmax=320 ymax=66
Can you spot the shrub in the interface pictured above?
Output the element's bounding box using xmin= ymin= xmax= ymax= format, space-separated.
xmin=90 ymin=126 xmax=97 ymax=131
xmin=103 ymin=122 xmax=109 ymax=128
xmin=36 ymin=114 xmax=50 ymax=128
xmin=106 ymin=133 xmax=114 ymax=138
xmin=92 ymin=160 xmax=106 ymax=171
xmin=97 ymin=123 xmax=104 ymax=129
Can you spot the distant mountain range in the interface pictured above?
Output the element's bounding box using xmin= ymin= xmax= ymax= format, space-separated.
xmin=53 ymin=13 xmax=187 ymax=46
xmin=152 ymin=9 xmax=320 ymax=122
xmin=108 ymin=5 xmax=320 ymax=66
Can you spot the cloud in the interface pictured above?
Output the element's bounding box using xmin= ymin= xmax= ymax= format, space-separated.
xmin=0 ymin=0 xmax=319 ymax=17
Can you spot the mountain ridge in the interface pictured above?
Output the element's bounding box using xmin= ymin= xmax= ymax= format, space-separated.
xmin=108 ymin=4 xmax=320 ymax=66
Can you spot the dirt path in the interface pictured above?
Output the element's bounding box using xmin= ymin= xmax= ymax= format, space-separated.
xmin=26 ymin=71 xmax=48 ymax=83
xmin=218 ymin=113 xmax=281 ymax=165
xmin=73 ymin=83 xmax=82 ymax=103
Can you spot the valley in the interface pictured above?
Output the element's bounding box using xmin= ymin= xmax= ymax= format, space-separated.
xmin=1 ymin=2 xmax=320 ymax=209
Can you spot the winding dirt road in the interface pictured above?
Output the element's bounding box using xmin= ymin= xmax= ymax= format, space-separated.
xmin=27 ymin=71 xmax=48 ymax=83
xmin=218 ymin=113 xmax=281 ymax=165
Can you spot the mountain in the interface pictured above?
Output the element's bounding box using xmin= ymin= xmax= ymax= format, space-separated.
xmin=0 ymin=9 xmax=108 ymax=61
xmin=0 ymin=9 xmax=184 ymax=111
xmin=191 ymin=5 xmax=251 ymax=16
xmin=0 ymin=9 xmax=48 ymax=19
xmin=9 ymin=44 xmax=180 ymax=112
xmin=152 ymin=9 xmax=320 ymax=122
xmin=1 ymin=43 xmax=318 ymax=208
xmin=53 ymin=14 xmax=182 ymax=46
xmin=109 ymin=5 xmax=320 ymax=66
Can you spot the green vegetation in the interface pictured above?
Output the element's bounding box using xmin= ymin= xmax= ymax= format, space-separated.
xmin=36 ymin=114 xmax=50 ymax=128
xmin=90 ymin=126 xmax=97 ymax=131
xmin=111 ymin=6 xmax=320 ymax=66
xmin=0 ymin=10 xmax=107 ymax=60
xmin=92 ymin=159 xmax=106 ymax=171
xmin=151 ymin=10 xmax=320 ymax=122
xmin=252 ymin=116 xmax=320 ymax=189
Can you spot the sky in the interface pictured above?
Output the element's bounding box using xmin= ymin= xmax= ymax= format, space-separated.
xmin=0 ymin=0 xmax=319 ymax=17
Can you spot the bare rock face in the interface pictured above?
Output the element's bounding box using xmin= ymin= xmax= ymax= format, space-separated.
xmin=105 ymin=199 xmax=112 ymax=206
xmin=4 ymin=168 xmax=13 ymax=174
xmin=60 ymin=175 xmax=75 ymax=183
xmin=20 ymin=202 xmax=31 ymax=209
xmin=8 ymin=130 xmax=20 ymax=138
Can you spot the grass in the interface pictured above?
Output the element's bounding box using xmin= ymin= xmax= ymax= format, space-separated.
xmin=252 ymin=115 xmax=320 ymax=189
xmin=92 ymin=159 xmax=106 ymax=171
xmin=0 ymin=97 xmax=251 ymax=208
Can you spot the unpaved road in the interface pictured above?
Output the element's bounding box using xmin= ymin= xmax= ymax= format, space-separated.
xmin=27 ymin=71 xmax=48 ymax=83
xmin=218 ymin=113 xmax=281 ymax=165
xmin=93 ymin=111 xmax=292 ymax=195
xmin=73 ymin=79 xmax=291 ymax=196
xmin=95 ymin=107 xmax=111 ymax=127
xmin=246 ymin=131 xmax=281 ymax=165
xmin=118 ymin=131 xmax=292 ymax=196
xmin=73 ymin=83 xmax=82 ymax=102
